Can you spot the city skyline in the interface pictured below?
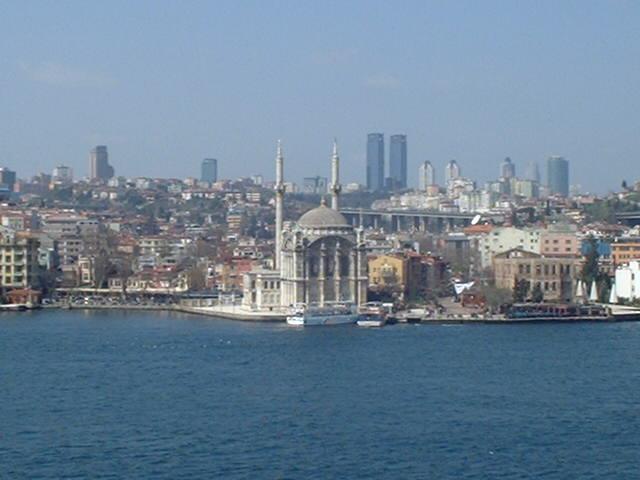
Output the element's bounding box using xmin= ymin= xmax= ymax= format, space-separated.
xmin=1 ymin=2 xmax=639 ymax=192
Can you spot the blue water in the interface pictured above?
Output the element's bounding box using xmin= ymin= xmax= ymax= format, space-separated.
xmin=2 ymin=311 xmax=640 ymax=479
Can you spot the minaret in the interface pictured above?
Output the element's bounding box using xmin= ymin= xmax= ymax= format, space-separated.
xmin=275 ymin=140 xmax=285 ymax=270
xmin=330 ymin=139 xmax=342 ymax=211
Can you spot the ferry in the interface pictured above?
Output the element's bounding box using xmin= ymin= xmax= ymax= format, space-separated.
xmin=356 ymin=302 xmax=387 ymax=327
xmin=286 ymin=303 xmax=359 ymax=326
xmin=507 ymin=303 xmax=607 ymax=320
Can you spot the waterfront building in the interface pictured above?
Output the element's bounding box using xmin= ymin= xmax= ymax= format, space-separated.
xmin=90 ymin=146 xmax=115 ymax=181
xmin=242 ymin=269 xmax=282 ymax=310
xmin=389 ymin=134 xmax=407 ymax=190
xmin=244 ymin=140 xmax=368 ymax=310
xmin=445 ymin=160 xmax=461 ymax=183
xmin=366 ymin=133 xmax=384 ymax=192
xmin=500 ymin=157 xmax=516 ymax=179
xmin=280 ymin=201 xmax=368 ymax=307
xmin=368 ymin=252 xmax=446 ymax=301
xmin=493 ymin=248 xmax=581 ymax=302
xmin=614 ymin=261 xmax=640 ymax=301
xmin=201 ymin=158 xmax=218 ymax=183
xmin=418 ymin=161 xmax=435 ymax=191
xmin=547 ymin=156 xmax=569 ymax=197
xmin=0 ymin=229 xmax=41 ymax=290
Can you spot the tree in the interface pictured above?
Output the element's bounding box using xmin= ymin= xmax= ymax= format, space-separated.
xmin=581 ymin=236 xmax=600 ymax=287
xmin=581 ymin=235 xmax=612 ymax=302
xmin=513 ymin=278 xmax=529 ymax=303
xmin=531 ymin=283 xmax=544 ymax=303
xmin=481 ymin=285 xmax=512 ymax=312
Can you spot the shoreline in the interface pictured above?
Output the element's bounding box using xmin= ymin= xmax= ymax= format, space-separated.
xmin=10 ymin=303 xmax=640 ymax=324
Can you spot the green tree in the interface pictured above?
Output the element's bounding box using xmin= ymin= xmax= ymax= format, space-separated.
xmin=481 ymin=285 xmax=512 ymax=312
xmin=531 ymin=283 xmax=544 ymax=303
xmin=581 ymin=236 xmax=612 ymax=302
xmin=581 ymin=236 xmax=600 ymax=287
xmin=513 ymin=278 xmax=529 ymax=303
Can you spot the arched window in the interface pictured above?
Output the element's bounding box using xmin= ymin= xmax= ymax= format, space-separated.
xmin=340 ymin=255 xmax=350 ymax=276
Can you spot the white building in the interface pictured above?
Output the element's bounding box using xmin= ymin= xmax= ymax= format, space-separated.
xmin=614 ymin=261 xmax=640 ymax=301
xmin=478 ymin=227 xmax=542 ymax=269
xmin=418 ymin=161 xmax=435 ymax=190
xmin=445 ymin=160 xmax=460 ymax=183
xmin=279 ymin=202 xmax=368 ymax=307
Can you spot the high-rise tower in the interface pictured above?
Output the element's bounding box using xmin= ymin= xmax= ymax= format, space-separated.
xmin=501 ymin=157 xmax=516 ymax=179
xmin=525 ymin=160 xmax=541 ymax=183
xmin=445 ymin=160 xmax=461 ymax=183
xmin=389 ymin=134 xmax=407 ymax=189
xmin=201 ymin=158 xmax=218 ymax=183
xmin=90 ymin=145 xmax=114 ymax=181
xmin=366 ymin=133 xmax=384 ymax=191
xmin=418 ymin=161 xmax=435 ymax=190
xmin=330 ymin=140 xmax=341 ymax=210
xmin=547 ymin=156 xmax=569 ymax=197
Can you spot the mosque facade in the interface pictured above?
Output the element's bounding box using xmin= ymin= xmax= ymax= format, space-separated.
xmin=243 ymin=141 xmax=368 ymax=311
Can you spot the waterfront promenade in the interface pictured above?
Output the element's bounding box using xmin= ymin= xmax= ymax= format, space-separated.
xmin=29 ymin=301 xmax=640 ymax=324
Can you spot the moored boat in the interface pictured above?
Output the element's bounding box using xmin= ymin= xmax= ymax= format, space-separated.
xmin=286 ymin=303 xmax=359 ymax=326
xmin=356 ymin=302 xmax=387 ymax=327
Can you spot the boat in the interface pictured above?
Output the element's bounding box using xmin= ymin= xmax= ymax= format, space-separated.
xmin=356 ymin=302 xmax=387 ymax=327
xmin=286 ymin=303 xmax=359 ymax=326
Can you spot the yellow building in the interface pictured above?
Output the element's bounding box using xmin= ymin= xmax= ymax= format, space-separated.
xmin=368 ymin=254 xmax=408 ymax=291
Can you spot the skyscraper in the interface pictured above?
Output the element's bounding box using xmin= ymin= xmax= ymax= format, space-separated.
xmin=525 ymin=160 xmax=541 ymax=183
xmin=389 ymin=134 xmax=407 ymax=189
xmin=0 ymin=167 xmax=16 ymax=192
xmin=501 ymin=157 xmax=516 ymax=179
xmin=418 ymin=161 xmax=435 ymax=190
xmin=89 ymin=146 xmax=114 ymax=181
xmin=547 ymin=156 xmax=569 ymax=196
xmin=366 ymin=133 xmax=384 ymax=191
xmin=445 ymin=160 xmax=461 ymax=183
xmin=201 ymin=158 xmax=218 ymax=183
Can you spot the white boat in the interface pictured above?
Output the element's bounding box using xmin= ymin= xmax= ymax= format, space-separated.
xmin=286 ymin=303 xmax=359 ymax=326
xmin=356 ymin=302 xmax=387 ymax=327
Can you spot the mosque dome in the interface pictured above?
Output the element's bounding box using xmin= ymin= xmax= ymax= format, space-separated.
xmin=298 ymin=203 xmax=349 ymax=228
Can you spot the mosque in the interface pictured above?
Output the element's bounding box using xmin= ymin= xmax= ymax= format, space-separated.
xmin=242 ymin=141 xmax=368 ymax=311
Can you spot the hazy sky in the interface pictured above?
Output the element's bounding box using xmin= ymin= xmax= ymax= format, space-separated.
xmin=1 ymin=1 xmax=639 ymax=192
